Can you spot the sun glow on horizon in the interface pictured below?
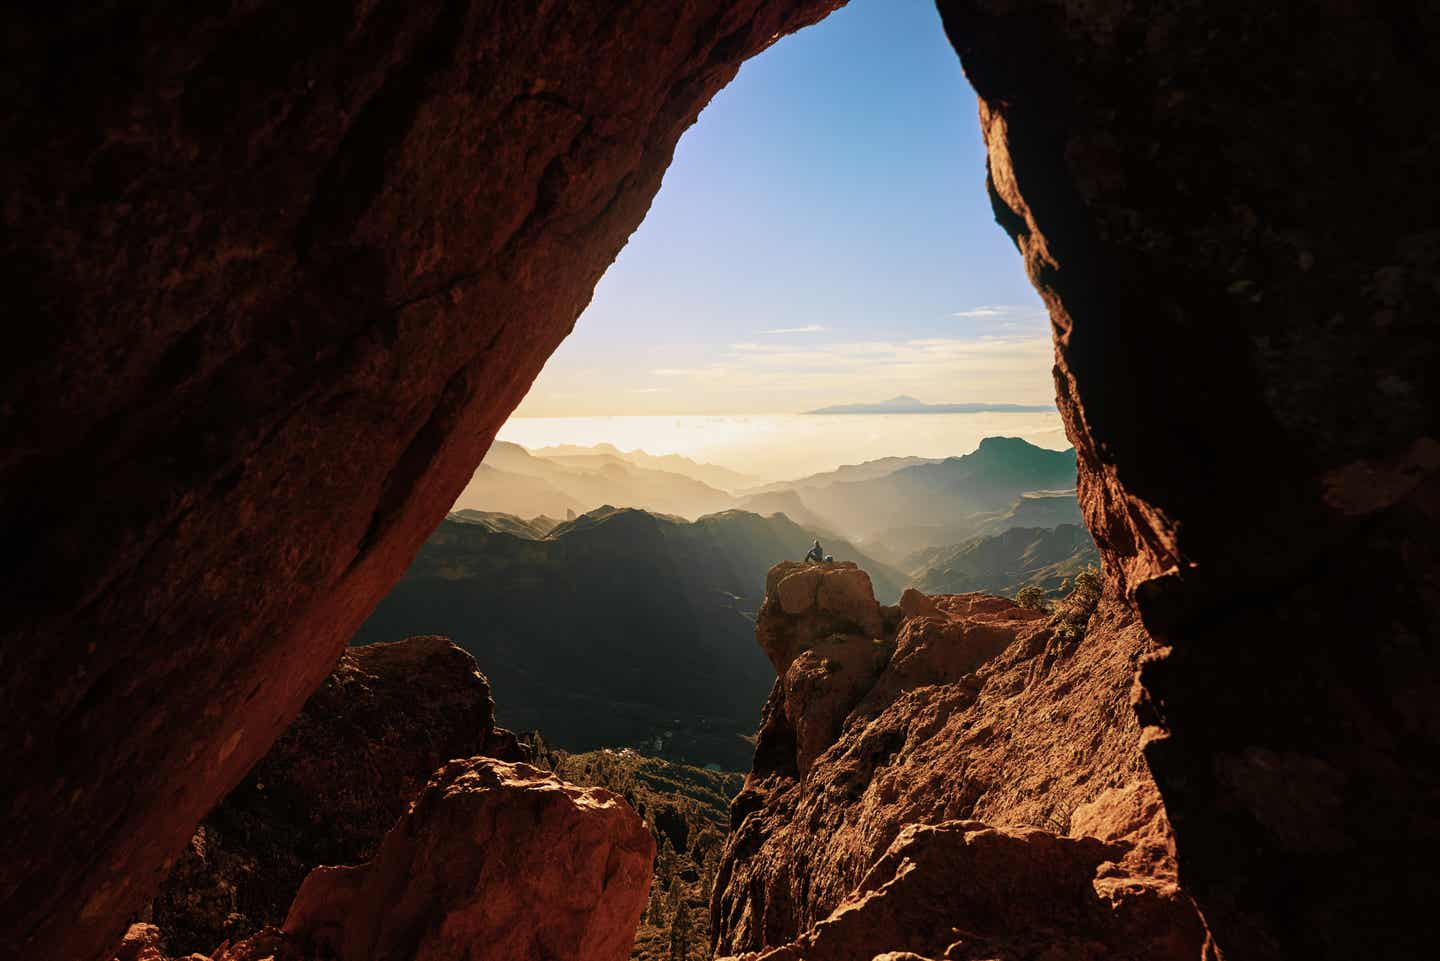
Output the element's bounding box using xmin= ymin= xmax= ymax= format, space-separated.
xmin=495 ymin=410 xmax=1069 ymax=483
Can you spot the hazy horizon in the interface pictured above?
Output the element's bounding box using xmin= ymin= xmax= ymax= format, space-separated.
xmin=496 ymin=410 xmax=1069 ymax=484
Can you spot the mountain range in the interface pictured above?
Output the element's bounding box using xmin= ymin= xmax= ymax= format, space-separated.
xmin=790 ymin=436 xmax=1078 ymax=546
xmin=357 ymin=433 xmax=1097 ymax=769
xmin=455 ymin=441 xmax=737 ymax=519
xmin=352 ymin=506 xmax=905 ymax=768
xmin=872 ymin=490 xmax=1085 ymax=563
xmin=530 ymin=442 xmax=759 ymax=492
xmin=906 ymin=523 xmax=1099 ymax=596
xmin=459 ymin=436 xmax=1079 ymax=561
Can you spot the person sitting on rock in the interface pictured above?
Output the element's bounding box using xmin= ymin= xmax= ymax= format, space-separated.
xmin=804 ymin=539 xmax=825 ymax=563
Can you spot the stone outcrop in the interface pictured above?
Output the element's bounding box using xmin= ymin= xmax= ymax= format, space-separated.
xmin=111 ymin=924 xmax=172 ymax=961
xmin=279 ymin=758 xmax=654 ymax=961
xmin=712 ymin=563 xmax=1210 ymax=959
xmin=116 ymin=760 xmax=655 ymax=961
xmin=2 ymin=2 xmax=1437 ymax=958
xmin=146 ymin=636 xmax=512 ymax=954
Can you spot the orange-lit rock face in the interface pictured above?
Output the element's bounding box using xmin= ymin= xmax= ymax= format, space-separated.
xmin=112 ymin=760 xmax=655 ymax=961
xmin=3 ymin=2 xmax=1438 ymax=960
xmin=713 ymin=566 xmax=1208 ymax=958
xmin=281 ymin=759 xmax=655 ymax=961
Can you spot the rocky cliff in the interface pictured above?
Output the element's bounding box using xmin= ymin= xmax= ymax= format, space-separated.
xmin=144 ymin=635 xmax=525 ymax=954
xmin=711 ymin=562 xmax=1212 ymax=960
xmin=126 ymin=638 xmax=655 ymax=961
xmin=120 ymin=759 xmax=654 ymax=961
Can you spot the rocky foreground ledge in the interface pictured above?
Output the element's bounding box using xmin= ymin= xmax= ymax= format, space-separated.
xmin=118 ymin=757 xmax=653 ymax=961
xmin=117 ymin=566 xmax=1212 ymax=961
xmin=712 ymin=561 xmax=1216 ymax=961
xmin=114 ymin=638 xmax=654 ymax=961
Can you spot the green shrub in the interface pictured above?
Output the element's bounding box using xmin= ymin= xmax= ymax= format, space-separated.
xmin=1015 ymin=585 xmax=1048 ymax=611
xmin=1054 ymin=565 xmax=1103 ymax=641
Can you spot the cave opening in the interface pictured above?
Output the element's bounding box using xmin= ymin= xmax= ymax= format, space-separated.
xmin=4 ymin=1 xmax=1435 ymax=960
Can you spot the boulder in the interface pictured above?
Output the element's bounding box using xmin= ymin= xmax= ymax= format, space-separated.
xmin=281 ymin=758 xmax=654 ymax=961
xmin=758 ymin=562 xmax=884 ymax=674
xmin=110 ymin=925 xmax=172 ymax=961
xmin=149 ymin=636 xmax=501 ymax=954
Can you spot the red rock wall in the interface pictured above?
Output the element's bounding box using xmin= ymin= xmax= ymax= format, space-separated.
xmin=0 ymin=4 xmax=839 ymax=959
xmin=939 ymin=3 xmax=1440 ymax=957
xmin=2 ymin=2 xmax=1437 ymax=959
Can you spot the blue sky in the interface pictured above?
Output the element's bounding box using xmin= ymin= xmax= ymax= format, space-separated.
xmin=514 ymin=0 xmax=1052 ymax=417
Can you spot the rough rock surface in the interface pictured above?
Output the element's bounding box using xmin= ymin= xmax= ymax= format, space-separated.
xmin=0 ymin=4 xmax=841 ymax=959
xmin=724 ymin=820 xmax=1210 ymax=961
xmin=111 ymin=924 xmax=174 ymax=961
xmin=3 ymin=2 xmax=1438 ymax=959
xmin=114 ymin=760 xmax=654 ymax=961
xmin=146 ymin=635 xmax=506 ymax=954
xmin=281 ymin=758 xmax=654 ymax=961
xmin=712 ymin=563 xmax=1209 ymax=959
xmin=938 ymin=3 xmax=1440 ymax=957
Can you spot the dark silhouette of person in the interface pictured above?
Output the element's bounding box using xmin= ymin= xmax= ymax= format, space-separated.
xmin=804 ymin=539 xmax=824 ymax=563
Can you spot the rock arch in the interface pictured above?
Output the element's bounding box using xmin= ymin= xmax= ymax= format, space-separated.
xmin=1 ymin=2 xmax=1435 ymax=959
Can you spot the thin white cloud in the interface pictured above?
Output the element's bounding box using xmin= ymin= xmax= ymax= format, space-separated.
xmin=760 ymin=323 xmax=828 ymax=335
xmin=654 ymin=365 xmax=732 ymax=381
xmin=952 ymin=304 xmax=1022 ymax=318
xmin=525 ymin=332 xmax=1058 ymax=415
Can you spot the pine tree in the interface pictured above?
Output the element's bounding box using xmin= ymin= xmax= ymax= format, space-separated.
xmin=667 ymin=879 xmax=692 ymax=961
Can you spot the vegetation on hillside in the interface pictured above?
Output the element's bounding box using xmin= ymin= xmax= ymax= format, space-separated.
xmin=535 ymin=745 xmax=743 ymax=961
xmin=909 ymin=523 xmax=1098 ymax=598
xmin=1015 ymin=565 xmax=1104 ymax=640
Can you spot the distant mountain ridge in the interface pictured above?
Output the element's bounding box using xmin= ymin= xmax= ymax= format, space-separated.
xmin=870 ymin=490 xmax=1085 ymax=562
xmin=530 ymin=442 xmax=759 ymax=492
xmin=808 ymin=395 xmax=1055 ymax=414
xmin=353 ymin=506 xmax=905 ymax=768
xmin=457 ymin=436 xmax=1080 ymax=563
xmin=906 ymin=523 xmax=1099 ymax=597
xmin=739 ymin=455 xmax=943 ymax=497
xmin=456 ymin=441 xmax=735 ymax=519
xmin=791 ymin=437 xmax=1078 ymax=544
